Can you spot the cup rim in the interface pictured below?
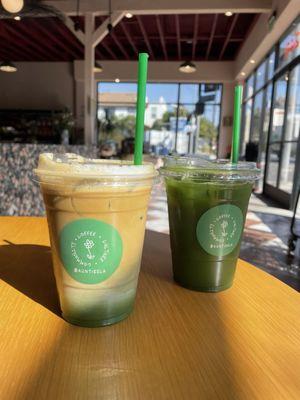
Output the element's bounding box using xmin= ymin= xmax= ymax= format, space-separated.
xmin=160 ymin=155 xmax=260 ymax=181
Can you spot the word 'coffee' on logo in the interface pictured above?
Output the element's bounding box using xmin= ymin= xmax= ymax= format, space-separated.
xmin=60 ymin=219 xmax=123 ymax=284
xmin=196 ymin=204 xmax=243 ymax=257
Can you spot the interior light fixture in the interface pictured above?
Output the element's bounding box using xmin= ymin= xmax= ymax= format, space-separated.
xmin=115 ymin=78 xmax=120 ymax=83
xmin=179 ymin=61 xmax=196 ymax=73
xmin=1 ymin=0 xmax=24 ymax=13
xmin=250 ymin=59 xmax=256 ymax=64
xmin=0 ymin=61 xmax=17 ymax=72
xmin=125 ymin=12 xmax=133 ymax=18
xmin=241 ymin=72 xmax=246 ymax=76
xmin=225 ymin=11 xmax=233 ymax=17
xmin=94 ymin=62 xmax=103 ymax=73
xmin=14 ymin=15 xmax=21 ymax=20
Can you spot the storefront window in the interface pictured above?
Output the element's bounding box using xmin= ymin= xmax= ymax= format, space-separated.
xmin=255 ymin=62 xmax=267 ymax=91
xmin=98 ymin=82 xmax=222 ymax=157
xmin=251 ymin=90 xmax=263 ymax=141
xmin=278 ymin=142 xmax=298 ymax=193
xmin=242 ymin=17 xmax=300 ymax=207
xmin=243 ymin=99 xmax=253 ymax=145
xmin=267 ymin=51 xmax=276 ymax=80
xmin=245 ymin=74 xmax=255 ymax=99
xmin=278 ymin=64 xmax=300 ymax=193
xmin=179 ymin=84 xmax=198 ymax=104
xmin=284 ymin=65 xmax=300 ymax=143
xmin=278 ymin=17 xmax=300 ymax=70
xmin=270 ymin=74 xmax=288 ymax=142
xmin=260 ymin=84 xmax=273 ymax=165
xmin=266 ymin=143 xmax=280 ymax=186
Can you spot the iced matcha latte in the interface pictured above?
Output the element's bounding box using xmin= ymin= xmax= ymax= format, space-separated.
xmin=35 ymin=153 xmax=156 ymax=327
xmin=161 ymin=156 xmax=259 ymax=292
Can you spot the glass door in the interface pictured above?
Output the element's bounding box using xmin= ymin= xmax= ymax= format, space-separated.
xmin=278 ymin=65 xmax=300 ymax=194
xmin=264 ymin=65 xmax=300 ymax=208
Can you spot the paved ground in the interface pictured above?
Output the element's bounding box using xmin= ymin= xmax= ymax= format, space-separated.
xmin=147 ymin=183 xmax=300 ymax=292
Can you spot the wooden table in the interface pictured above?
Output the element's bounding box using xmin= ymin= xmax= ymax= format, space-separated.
xmin=1 ymin=217 xmax=300 ymax=400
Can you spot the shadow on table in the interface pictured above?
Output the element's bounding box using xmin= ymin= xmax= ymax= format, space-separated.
xmin=0 ymin=242 xmax=61 ymax=316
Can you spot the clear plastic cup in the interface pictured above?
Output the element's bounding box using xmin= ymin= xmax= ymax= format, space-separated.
xmin=35 ymin=153 xmax=157 ymax=327
xmin=160 ymin=156 xmax=260 ymax=292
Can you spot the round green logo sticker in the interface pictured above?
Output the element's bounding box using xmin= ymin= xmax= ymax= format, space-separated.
xmin=196 ymin=204 xmax=244 ymax=257
xmin=59 ymin=218 xmax=123 ymax=284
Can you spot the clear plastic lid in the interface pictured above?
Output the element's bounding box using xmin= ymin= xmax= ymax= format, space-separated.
xmin=160 ymin=156 xmax=260 ymax=182
xmin=34 ymin=153 xmax=157 ymax=185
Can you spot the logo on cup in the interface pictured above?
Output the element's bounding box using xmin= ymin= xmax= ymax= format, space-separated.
xmin=60 ymin=218 xmax=123 ymax=284
xmin=196 ymin=204 xmax=243 ymax=256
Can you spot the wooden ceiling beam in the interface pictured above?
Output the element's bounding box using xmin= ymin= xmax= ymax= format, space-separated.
xmin=0 ymin=45 xmax=26 ymax=61
xmin=1 ymin=21 xmax=50 ymax=61
xmin=12 ymin=21 xmax=61 ymax=60
xmin=120 ymin=21 xmax=138 ymax=56
xmin=42 ymin=19 xmax=83 ymax=59
xmin=206 ymin=14 xmax=218 ymax=60
xmin=156 ymin=15 xmax=168 ymax=61
xmin=219 ymin=13 xmax=239 ymax=60
xmin=192 ymin=14 xmax=199 ymax=60
xmin=110 ymin=31 xmax=130 ymax=60
xmin=25 ymin=20 xmax=69 ymax=60
xmin=44 ymin=0 xmax=272 ymax=16
xmin=136 ymin=15 xmax=155 ymax=60
xmin=175 ymin=15 xmax=181 ymax=60
xmin=95 ymin=46 xmax=106 ymax=59
xmin=99 ymin=41 xmax=118 ymax=60
xmin=0 ymin=24 xmax=37 ymax=60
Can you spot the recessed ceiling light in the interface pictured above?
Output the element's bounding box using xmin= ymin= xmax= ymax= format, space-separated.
xmin=241 ymin=72 xmax=246 ymax=76
xmin=179 ymin=61 xmax=197 ymax=73
xmin=250 ymin=59 xmax=255 ymax=64
xmin=0 ymin=61 xmax=17 ymax=72
xmin=14 ymin=15 xmax=21 ymax=21
xmin=225 ymin=11 xmax=233 ymax=17
xmin=186 ymin=40 xmax=193 ymax=44
xmin=125 ymin=12 xmax=133 ymax=18
xmin=115 ymin=78 xmax=120 ymax=83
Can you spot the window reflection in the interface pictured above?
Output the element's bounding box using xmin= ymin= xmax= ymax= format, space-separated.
xmin=255 ymin=62 xmax=266 ymax=91
xmin=251 ymin=91 xmax=263 ymax=142
xmin=97 ymin=82 xmax=222 ymax=157
xmin=278 ymin=17 xmax=300 ymax=70
xmin=279 ymin=142 xmax=297 ymax=193
xmin=266 ymin=143 xmax=280 ymax=186
xmin=270 ymin=75 xmax=288 ymax=142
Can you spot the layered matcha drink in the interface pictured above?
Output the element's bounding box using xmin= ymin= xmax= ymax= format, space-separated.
xmin=35 ymin=153 xmax=156 ymax=327
xmin=161 ymin=156 xmax=259 ymax=292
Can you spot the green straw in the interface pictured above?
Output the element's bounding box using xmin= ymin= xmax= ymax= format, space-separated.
xmin=134 ymin=53 xmax=149 ymax=165
xmin=231 ymin=85 xmax=243 ymax=164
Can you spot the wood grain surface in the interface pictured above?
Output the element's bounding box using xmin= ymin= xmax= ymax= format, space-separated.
xmin=0 ymin=216 xmax=300 ymax=400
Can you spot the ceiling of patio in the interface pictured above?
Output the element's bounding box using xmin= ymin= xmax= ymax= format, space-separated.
xmin=0 ymin=13 xmax=258 ymax=62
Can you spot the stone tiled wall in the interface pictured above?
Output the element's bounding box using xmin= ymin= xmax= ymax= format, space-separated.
xmin=0 ymin=144 xmax=98 ymax=216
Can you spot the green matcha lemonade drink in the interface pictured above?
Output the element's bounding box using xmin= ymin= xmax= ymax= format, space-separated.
xmin=160 ymin=157 xmax=259 ymax=292
xmin=35 ymin=153 xmax=156 ymax=327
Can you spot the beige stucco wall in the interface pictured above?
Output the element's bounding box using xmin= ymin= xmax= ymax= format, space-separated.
xmin=0 ymin=62 xmax=74 ymax=111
